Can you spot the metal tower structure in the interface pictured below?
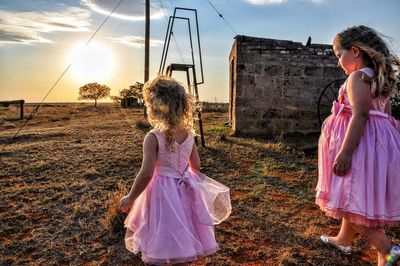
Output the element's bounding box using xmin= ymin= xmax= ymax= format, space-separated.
xmin=159 ymin=7 xmax=205 ymax=147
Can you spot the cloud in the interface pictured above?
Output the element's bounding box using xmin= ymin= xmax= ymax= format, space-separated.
xmin=245 ymin=0 xmax=327 ymax=4
xmin=0 ymin=7 xmax=91 ymax=44
xmin=246 ymin=0 xmax=288 ymax=5
xmin=81 ymin=0 xmax=165 ymax=21
xmin=110 ymin=35 xmax=164 ymax=48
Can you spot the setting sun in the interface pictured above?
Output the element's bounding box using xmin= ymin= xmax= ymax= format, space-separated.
xmin=68 ymin=42 xmax=115 ymax=84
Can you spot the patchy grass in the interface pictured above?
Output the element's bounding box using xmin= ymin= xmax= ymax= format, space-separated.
xmin=100 ymin=182 xmax=128 ymax=238
xmin=204 ymin=124 xmax=231 ymax=136
xmin=0 ymin=104 xmax=398 ymax=265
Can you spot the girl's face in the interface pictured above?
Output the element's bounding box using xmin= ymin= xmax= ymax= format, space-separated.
xmin=333 ymin=44 xmax=360 ymax=75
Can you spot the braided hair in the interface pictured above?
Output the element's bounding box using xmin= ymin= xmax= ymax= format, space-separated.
xmin=334 ymin=25 xmax=400 ymax=97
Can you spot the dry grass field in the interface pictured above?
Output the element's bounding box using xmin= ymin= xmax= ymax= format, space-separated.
xmin=1 ymin=103 xmax=399 ymax=265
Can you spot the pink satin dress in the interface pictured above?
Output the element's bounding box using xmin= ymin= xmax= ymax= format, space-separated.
xmin=316 ymin=67 xmax=400 ymax=227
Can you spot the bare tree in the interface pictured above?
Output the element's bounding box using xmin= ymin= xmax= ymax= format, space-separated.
xmin=78 ymin=83 xmax=111 ymax=107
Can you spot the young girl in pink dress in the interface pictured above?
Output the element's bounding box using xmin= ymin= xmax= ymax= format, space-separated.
xmin=315 ymin=25 xmax=400 ymax=266
xmin=119 ymin=76 xmax=231 ymax=265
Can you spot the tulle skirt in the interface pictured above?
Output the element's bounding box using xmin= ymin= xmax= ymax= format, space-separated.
xmin=124 ymin=168 xmax=231 ymax=265
xmin=316 ymin=103 xmax=400 ymax=227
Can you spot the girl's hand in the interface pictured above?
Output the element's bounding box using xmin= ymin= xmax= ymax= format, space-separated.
xmin=333 ymin=150 xmax=352 ymax=176
xmin=119 ymin=195 xmax=134 ymax=213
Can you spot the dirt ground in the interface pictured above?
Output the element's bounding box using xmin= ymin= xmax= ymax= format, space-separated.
xmin=0 ymin=104 xmax=399 ymax=266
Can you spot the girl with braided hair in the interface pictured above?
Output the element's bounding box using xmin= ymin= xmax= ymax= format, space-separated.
xmin=316 ymin=25 xmax=400 ymax=265
xmin=119 ymin=76 xmax=231 ymax=265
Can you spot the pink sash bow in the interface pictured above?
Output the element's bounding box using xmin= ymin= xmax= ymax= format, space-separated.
xmin=331 ymin=101 xmax=391 ymax=118
xmin=154 ymin=166 xmax=214 ymax=225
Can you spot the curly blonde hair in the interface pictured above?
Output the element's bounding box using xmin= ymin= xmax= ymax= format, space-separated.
xmin=334 ymin=25 xmax=400 ymax=97
xmin=143 ymin=75 xmax=196 ymax=150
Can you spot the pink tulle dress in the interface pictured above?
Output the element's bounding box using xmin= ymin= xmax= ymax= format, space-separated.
xmin=124 ymin=130 xmax=231 ymax=265
xmin=316 ymin=67 xmax=400 ymax=227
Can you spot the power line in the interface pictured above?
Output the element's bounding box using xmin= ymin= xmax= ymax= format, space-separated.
xmin=205 ymin=0 xmax=238 ymax=35
xmin=162 ymin=0 xmax=174 ymax=15
xmin=171 ymin=32 xmax=186 ymax=64
xmin=13 ymin=0 xmax=125 ymax=140
xmin=155 ymin=0 xmax=186 ymax=65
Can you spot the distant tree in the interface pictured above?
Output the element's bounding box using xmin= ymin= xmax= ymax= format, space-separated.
xmin=119 ymin=88 xmax=135 ymax=98
xmin=119 ymin=82 xmax=144 ymax=106
xmin=110 ymin=95 xmax=122 ymax=105
xmin=78 ymin=83 xmax=111 ymax=107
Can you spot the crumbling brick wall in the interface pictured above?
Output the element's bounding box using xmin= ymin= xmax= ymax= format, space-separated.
xmin=229 ymin=35 xmax=345 ymax=135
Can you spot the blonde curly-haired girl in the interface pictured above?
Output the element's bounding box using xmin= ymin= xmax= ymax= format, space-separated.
xmin=119 ymin=76 xmax=231 ymax=265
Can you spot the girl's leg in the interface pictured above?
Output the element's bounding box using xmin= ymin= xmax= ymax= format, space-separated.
xmin=377 ymin=252 xmax=387 ymax=266
xmin=349 ymin=223 xmax=392 ymax=266
xmin=329 ymin=218 xmax=356 ymax=246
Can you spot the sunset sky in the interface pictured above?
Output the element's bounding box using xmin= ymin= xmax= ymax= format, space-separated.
xmin=0 ymin=0 xmax=399 ymax=103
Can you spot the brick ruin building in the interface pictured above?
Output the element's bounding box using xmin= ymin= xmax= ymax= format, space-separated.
xmin=229 ymin=35 xmax=345 ymax=135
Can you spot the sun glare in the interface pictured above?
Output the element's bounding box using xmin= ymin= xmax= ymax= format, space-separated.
xmin=68 ymin=42 xmax=115 ymax=84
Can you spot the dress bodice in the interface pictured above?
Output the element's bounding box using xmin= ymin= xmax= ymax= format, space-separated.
xmin=338 ymin=67 xmax=391 ymax=113
xmin=152 ymin=130 xmax=194 ymax=177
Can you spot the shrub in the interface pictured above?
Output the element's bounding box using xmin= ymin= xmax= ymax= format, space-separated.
xmin=135 ymin=119 xmax=151 ymax=131
xmin=392 ymin=88 xmax=400 ymax=120
xmin=100 ymin=182 xmax=128 ymax=238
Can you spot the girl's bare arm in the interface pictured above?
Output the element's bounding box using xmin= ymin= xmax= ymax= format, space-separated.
xmin=123 ymin=133 xmax=158 ymax=205
xmin=334 ymin=71 xmax=372 ymax=176
xmin=189 ymin=143 xmax=201 ymax=171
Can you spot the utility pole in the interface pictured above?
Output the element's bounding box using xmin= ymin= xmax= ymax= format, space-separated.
xmin=145 ymin=0 xmax=150 ymax=82
xmin=144 ymin=0 xmax=150 ymax=117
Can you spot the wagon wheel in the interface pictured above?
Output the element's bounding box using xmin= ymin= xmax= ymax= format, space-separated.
xmin=317 ymin=78 xmax=346 ymax=126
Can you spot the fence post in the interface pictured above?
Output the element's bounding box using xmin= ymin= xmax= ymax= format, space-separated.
xmin=20 ymin=100 xmax=24 ymax=120
xmin=0 ymin=100 xmax=25 ymax=120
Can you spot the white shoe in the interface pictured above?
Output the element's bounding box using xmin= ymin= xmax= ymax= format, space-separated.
xmin=320 ymin=235 xmax=352 ymax=255
xmin=385 ymin=245 xmax=400 ymax=266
